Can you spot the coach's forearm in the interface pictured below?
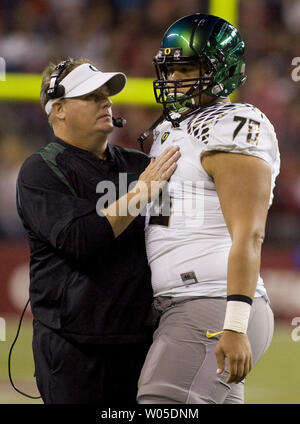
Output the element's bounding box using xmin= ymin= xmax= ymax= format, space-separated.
xmin=226 ymin=233 xmax=264 ymax=299
xmin=101 ymin=182 xmax=149 ymax=238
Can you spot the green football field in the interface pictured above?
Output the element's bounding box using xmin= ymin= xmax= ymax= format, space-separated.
xmin=0 ymin=318 xmax=299 ymax=404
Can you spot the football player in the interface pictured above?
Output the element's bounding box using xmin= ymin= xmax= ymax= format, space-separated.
xmin=137 ymin=14 xmax=280 ymax=404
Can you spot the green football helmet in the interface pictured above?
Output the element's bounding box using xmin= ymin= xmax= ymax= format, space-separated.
xmin=153 ymin=13 xmax=246 ymax=116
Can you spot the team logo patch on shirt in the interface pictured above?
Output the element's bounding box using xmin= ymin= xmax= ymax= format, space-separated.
xmin=161 ymin=132 xmax=170 ymax=144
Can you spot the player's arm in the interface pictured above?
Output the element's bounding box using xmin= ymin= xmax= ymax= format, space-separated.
xmin=202 ymin=151 xmax=271 ymax=383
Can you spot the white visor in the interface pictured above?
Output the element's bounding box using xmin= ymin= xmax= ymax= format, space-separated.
xmin=45 ymin=63 xmax=126 ymax=115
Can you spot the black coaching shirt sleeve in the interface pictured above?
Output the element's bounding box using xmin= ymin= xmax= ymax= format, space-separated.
xmin=17 ymin=153 xmax=115 ymax=261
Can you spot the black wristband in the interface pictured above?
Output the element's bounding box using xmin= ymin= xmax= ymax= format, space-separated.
xmin=227 ymin=294 xmax=253 ymax=305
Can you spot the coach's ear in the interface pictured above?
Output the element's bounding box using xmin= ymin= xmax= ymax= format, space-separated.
xmin=52 ymin=101 xmax=66 ymax=121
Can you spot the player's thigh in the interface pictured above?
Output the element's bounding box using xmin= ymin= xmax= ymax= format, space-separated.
xmin=137 ymin=330 xmax=206 ymax=403
xmin=247 ymin=297 xmax=274 ymax=365
xmin=137 ymin=298 xmax=235 ymax=404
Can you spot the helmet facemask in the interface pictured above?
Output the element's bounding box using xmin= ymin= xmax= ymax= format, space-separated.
xmin=153 ymin=50 xmax=217 ymax=119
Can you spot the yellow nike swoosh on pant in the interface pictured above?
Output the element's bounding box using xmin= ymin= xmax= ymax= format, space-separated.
xmin=206 ymin=330 xmax=224 ymax=338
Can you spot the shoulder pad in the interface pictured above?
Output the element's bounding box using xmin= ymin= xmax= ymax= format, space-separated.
xmin=187 ymin=103 xmax=279 ymax=172
xmin=187 ymin=103 xmax=241 ymax=144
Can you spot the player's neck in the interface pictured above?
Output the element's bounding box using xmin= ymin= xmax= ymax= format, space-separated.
xmin=199 ymin=96 xmax=231 ymax=108
xmin=215 ymin=96 xmax=231 ymax=104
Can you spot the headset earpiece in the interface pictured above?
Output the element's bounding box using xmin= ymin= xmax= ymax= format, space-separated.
xmin=49 ymin=83 xmax=65 ymax=99
xmin=46 ymin=60 xmax=68 ymax=100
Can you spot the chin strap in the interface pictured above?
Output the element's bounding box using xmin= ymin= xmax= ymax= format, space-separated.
xmin=137 ymin=98 xmax=219 ymax=152
xmin=165 ymin=96 xmax=219 ymax=125
xmin=137 ymin=108 xmax=196 ymax=151
xmin=137 ymin=114 xmax=165 ymax=152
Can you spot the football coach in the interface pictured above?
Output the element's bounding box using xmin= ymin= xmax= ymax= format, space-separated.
xmin=16 ymin=57 xmax=180 ymax=404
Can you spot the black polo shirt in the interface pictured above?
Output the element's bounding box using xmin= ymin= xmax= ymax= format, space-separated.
xmin=16 ymin=137 xmax=153 ymax=344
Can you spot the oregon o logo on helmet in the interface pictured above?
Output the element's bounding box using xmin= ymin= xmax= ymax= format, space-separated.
xmin=164 ymin=48 xmax=171 ymax=55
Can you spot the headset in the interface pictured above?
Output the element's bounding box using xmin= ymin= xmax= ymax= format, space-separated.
xmin=47 ymin=60 xmax=126 ymax=128
xmin=46 ymin=60 xmax=68 ymax=100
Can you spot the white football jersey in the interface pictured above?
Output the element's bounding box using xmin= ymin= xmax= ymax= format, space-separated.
xmin=145 ymin=102 xmax=280 ymax=298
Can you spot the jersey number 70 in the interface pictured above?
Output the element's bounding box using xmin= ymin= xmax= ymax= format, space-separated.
xmin=233 ymin=115 xmax=260 ymax=145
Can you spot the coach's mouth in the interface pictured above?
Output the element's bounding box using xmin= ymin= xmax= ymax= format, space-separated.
xmin=97 ymin=113 xmax=112 ymax=120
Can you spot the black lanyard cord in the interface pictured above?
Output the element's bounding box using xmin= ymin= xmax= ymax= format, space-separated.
xmin=8 ymin=298 xmax=41 ymax=399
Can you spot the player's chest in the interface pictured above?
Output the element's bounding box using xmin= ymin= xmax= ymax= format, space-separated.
xmin=151 ymin=127 xmax=205 ymax=181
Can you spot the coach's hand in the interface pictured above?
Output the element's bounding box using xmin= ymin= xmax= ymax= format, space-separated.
xmin=101 ymin=146 xmax=180 ymax=238
xmin=215 ymin=330 xmax=252 ymax=384
xmin=137 ymin=146 xmax=180 ymax=202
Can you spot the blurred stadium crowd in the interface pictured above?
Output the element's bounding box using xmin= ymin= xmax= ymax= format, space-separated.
xmin=0 ymin=0 xmax=299 ymax=248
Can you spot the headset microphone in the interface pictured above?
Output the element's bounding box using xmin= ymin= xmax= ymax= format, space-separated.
xmin=112 ymin=117 xmax=126 ymax=128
